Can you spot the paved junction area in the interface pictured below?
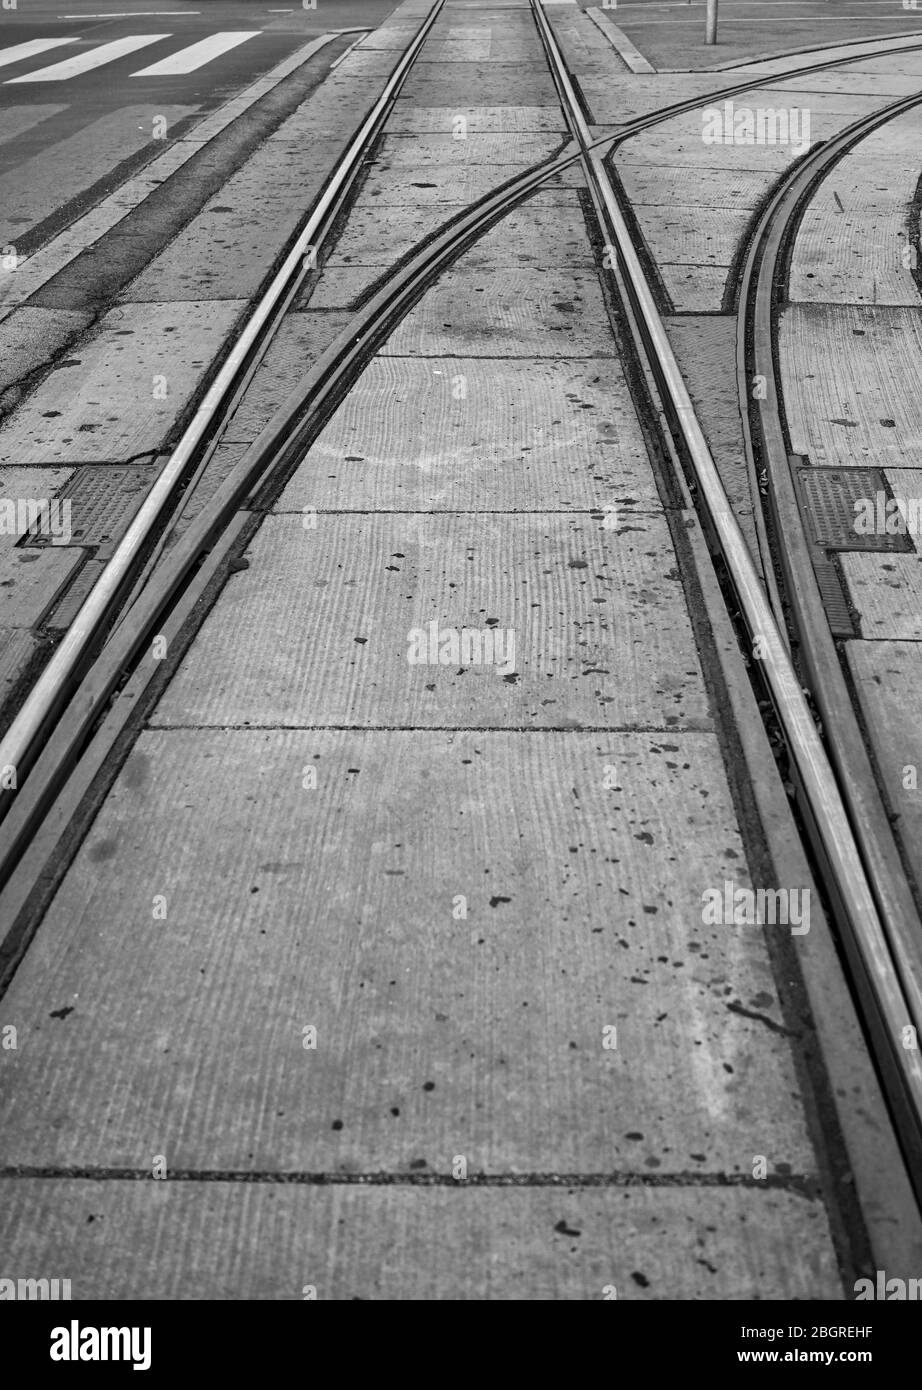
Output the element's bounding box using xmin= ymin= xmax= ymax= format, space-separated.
xmin=0 ymin=0 xmax=921 ymax=1304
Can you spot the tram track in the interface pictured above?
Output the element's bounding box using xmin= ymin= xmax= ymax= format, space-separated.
xmin=542 ymin=0 xmax=922 ymax=1199
xmin=4 ymin=8 xmax=922 ymax=822
xmin=737 ymin=91 xmax=922 ymax=1198
xmin=6 ymin=13 xmax=922 ymax=830
xmin=0 ymin=0 xmax=921 ymax=1235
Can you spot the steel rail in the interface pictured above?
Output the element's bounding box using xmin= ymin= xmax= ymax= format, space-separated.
xmin=5 ymin=12 xmax=922 ymax=819
xmin=0 ymin=142 xmax=589 ymax=908
xmin=530 ymin=0 xmax=922 ymax=1170
xmin=738 ymin=93 xmax=922 ymax=1185
xmin=0 ymin=0 xmax=447 ymax=807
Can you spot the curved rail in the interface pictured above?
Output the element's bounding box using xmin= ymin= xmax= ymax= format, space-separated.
xmin=0 ymin=0 xmax=448 ymax=806
xmin=1 ymin=0 xmax=921 ymax=1193
xmin=738 ymin=93 xmax=922 ymax=1188
xmin=529 ymin=0 xmax=922 ymax=1187
xmin=5 ymin=10 xmax=922 ymax=820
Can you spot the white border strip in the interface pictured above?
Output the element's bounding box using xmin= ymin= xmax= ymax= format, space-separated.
xmin=586 ymin=7 xmax=656 ymax=74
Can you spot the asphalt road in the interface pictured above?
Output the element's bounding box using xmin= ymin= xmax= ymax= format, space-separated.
xmin=0 ymin=1 xmax=397 ymax=252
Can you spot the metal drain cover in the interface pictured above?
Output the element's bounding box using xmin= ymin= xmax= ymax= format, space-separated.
xmin=796 ymin=465 xmax=915 ymax=553
xmin=19 ymin=465 xmax=154 ymax=551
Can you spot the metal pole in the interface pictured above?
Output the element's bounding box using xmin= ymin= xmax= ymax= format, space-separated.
xmin=706 ymin=0 xmax=718 ymax=44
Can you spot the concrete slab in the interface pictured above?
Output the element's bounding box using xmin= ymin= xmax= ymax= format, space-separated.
xmin=0 ymin=308 xmax=93 ymax=403
xmin=357 ymin=25 xmax=422 ymax=51
xmin=659 ymin=265 xmax=729 ymax=314
xmin=801 ymin=155 xmax=922 ymax=213
xmin=665 ymin=317 xmax=758 ymax=559
xmin=0 ymin=726 xmax=820 ymax=1174
xmin=789 ymin=122 xmax=922 ymax=306
xmin=217 ymin=313 xmax=352 ymax=448
xmin=119 ymin=141 xmax=350 ymax=303
xmin=0 ymin=466 xmax=74 ymax=559
xmin=381 ymin=267 xmax=615 ymax=357
xmin=275 ymin=356 xmax=661 ymax=512
xmin=373 ymin=133 xmax=565 ymax=166
xmin=614 ymin=87 xmax=883 ymax=155
xmin=846 ymin=639 xmax=922 ymax=891
xmin=776 ymin=71 xmax=922 ymax=97
xmin=262 ymin=88 xmax=383 ymax=143
xmin=387 ymin=105 xmax=566 ymax=133
xmin=578 ymin=73 xmax=729 ymax=125
xmin=0 ymin=301 xmax=247 ymax=466
xmin=151 ymin=514 xmax=710 ymax=731
xmin=843 ymin=54 xmax=922 ymax=77
xmin=324 ymin=195 xmax=592 ymax=280
xmin=0 ymin=1180 xmax=840 ymax=1299
xmin=779 ymin=304 xmax=922 ymax=471
xmin=883 ymin=467 xmax=922 ymax=556
xmin=0 ymin=547 xmax=83 ymax=629
xmin=790 ymin=207 xmax=919 ymax=308
xmin=332 ymin=50 xmax=401 ymax=77
xmin=310 ymin=204 xmax=597 ymax=307
xmin=618 ymin=164 xmax=769 ymax=212
xmin=358 ymin=161 xmax=583 ymax=205
xmin=399 ymin=64 xmax=559 ymax=105
xmin=840 ymin=553 xmax=922 ymax=640
xmin=641 ymin=207 xmax=752 ymax=269
xmin=0 ymin=627 xmax=39 ymax=712
xmin=616 ymin=132 xmax=795 ymax=173
xmin=428 ymin=29 xmax=538 ymax=63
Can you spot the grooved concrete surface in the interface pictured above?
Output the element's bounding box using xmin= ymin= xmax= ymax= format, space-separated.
xmin=611 ymin=50 xmax=922 ymax=311
xmin=780 ymin=139 xmax=922 ymax=954
xmin=0 ymin=302 xmax=248 ymax=466
xmin=0 ymin=727 xmax=814 ymax=1175
xmin=151 ymin=511 xmax=712 ymax=730
xmin=0 ymin=1181 xmax=839 ymax=1300
xmin=789 ymin=112 xmax=922 ymax=306
xmin=0 ymin=0 xmax=879 ymax=1301
xmin=381 ymin=266 xmax=614 ymax=356
xmin=274 ymin=354 xmax=660 ymax=511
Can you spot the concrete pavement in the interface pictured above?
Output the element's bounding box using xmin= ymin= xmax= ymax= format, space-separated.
xmin=0 ymin=0 xmax=921 ymax=1301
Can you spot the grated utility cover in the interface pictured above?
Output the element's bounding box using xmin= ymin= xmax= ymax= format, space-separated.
xmin=811 ymin=556 xmax=855 ymax=639
xmin=19 ymin=465 xmax=154 ymax=551
xmin=43 ymin=559 xmax=107 ymax=633
xmin=797 ymin=465 xmax=915 ymax=553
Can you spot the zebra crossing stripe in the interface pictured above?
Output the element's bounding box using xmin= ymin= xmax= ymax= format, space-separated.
xmin=6 ymin=35 xmax=168 ymax=83
xmin=0 ymin=38 xmax=77 ymax=70
xmin=132 ymin=31 xmax=260 ymax=76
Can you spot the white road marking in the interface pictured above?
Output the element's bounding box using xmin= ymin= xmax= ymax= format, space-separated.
xmin=60 ymin=11 xmax=201 ymax=16
xmin=132 ymin=31 xmax=259 ymax=76
xmin=6 ymin=35 xmax=168 ymax=83
xmin=0 ymin=38 xmax=76 ymax=70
